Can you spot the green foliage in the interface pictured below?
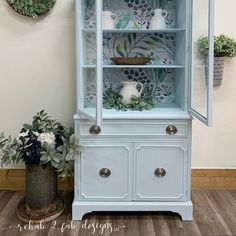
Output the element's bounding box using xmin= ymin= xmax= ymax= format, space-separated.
xmin=7 ymin=0 xmax=56 ymax=18
xmin=0 ymin=111 xmax=82 ymax=179
xmin=198 ymin=34 xmax=236 ymax=58
xmin=0 ymin=133 xmax=23 ymax=167
xmin=103 ymin=88 xmax=156 ymax=111
xmin=23 ymin=110 xmax=61 ymax=133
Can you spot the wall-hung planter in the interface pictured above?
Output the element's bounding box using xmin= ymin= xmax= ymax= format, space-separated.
xmin=198 ymin=34 xmax=236 ymax=87
xmin=6 ymin=0 xmax=56 ymax=18
xmin=213 ymin=57 xmax=224 ymax=86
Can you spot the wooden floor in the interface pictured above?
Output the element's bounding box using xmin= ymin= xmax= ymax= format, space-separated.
xmin=0 ymin=190 xmax=236 ymax=236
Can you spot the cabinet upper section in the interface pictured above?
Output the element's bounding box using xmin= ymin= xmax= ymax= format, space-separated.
xmin=75 ymin=0 xmax=214 ymax=127
xmin=82 ymin=0 xmax=187 ymax=30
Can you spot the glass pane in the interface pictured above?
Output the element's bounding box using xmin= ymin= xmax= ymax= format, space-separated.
xmin=191 ymin=0 xmax=209 ymax=119
xmin=84 ymin=0 xmax=96 ymax=29
xmin=81 ymin=0 xmax=97 ymax=121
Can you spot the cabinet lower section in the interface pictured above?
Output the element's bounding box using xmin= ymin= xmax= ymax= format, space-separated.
xmin=73 ymin=119 xmax=192 ymax=221
xmin=72 ymin=201 xmax=193 ymax=221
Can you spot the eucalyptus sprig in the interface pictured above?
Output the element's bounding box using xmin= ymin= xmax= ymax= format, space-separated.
xmin=103 ymin=88 xmax=156 ymax=111
xmin=0 ymin=110 xmax=82 ymax=179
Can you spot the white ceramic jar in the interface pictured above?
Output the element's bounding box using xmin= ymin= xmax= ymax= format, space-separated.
xmin=150 ymin=8 xmax=168 ymax=29
xmin=119 ymin=81 xmax=143 ymax=105
xmin=103 ymin=11 xmax=118 ymax=30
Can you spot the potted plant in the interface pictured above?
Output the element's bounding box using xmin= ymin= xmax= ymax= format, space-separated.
xmin=198 ymin=34 xmax=236 ymax=86
xmin=0 ymin=110 xmax=81 ymax=223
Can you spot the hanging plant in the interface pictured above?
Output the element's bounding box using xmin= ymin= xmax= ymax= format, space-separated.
xmin=6 ymin=0 xmax=56 ymax=18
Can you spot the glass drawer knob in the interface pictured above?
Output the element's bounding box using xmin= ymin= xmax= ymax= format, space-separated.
xmin=154 ymin=168 xmax=166 ymax=177
xmin=89 ymin=125 xmax=101 ymax=135
xmin=99 ymin=168 xmax=111 ymax=178
xmin=166 ymin=125 xmax=178 ymax=135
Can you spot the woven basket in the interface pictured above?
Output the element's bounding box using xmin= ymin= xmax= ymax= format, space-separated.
xmin=213 ymin=57 xmax=224 ymax=86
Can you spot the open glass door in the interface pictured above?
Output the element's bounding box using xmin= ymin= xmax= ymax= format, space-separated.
xmin=190 ymin=0 xmax=214 ymax=126
xmin=76 ymin=0 xmax=103 ymax=134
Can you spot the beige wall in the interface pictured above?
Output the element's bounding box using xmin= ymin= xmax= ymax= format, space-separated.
xmin=192 ymin=0 xmax=236 ymax=168
xmin=0 ymin=0 xmax=235 ymax=168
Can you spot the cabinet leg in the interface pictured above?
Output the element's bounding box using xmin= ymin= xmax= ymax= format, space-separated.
xmin=72 ymin=203 xmax=91 ymax=220
xmin=175 ymin=206 xmax=193 ymax=221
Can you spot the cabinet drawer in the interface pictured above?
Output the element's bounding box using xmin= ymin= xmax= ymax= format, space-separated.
xmin=77 ymin=120 xmax=189 ymax=137
xmin=134 ymin=142 xmax=188 ymax=201
xmin=78 ymin=143 xmax=132 ymax=201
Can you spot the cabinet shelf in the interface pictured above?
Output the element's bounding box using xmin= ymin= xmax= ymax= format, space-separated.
xmin=83 ymin=28 xmax=186 ymax=34
xmin=103 ymin=65 xmax=184 ymax=69
xmin=83 ymin=65 xmax=184 ymax=69
xmin=103 ymin=28 xmax=186 ymax=33
xmin=80 ymin=104 xmax=190 ymax=120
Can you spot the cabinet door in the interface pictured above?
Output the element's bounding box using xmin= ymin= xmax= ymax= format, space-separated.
xmin=76 ymin=0 xmax=103 ymax=129
xmin=134 ymin=142 xmax=188 ymax=201
xmin=190 ymin=0 xmax=214 ymax=126
xmin=78 ymin=143 xmax=132 ymax=201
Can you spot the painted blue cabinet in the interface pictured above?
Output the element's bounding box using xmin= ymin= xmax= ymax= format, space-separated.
xmin=134 ymin=142 xmax=188 ymax=201
xmin=73 ymin=0 xmax=214 ymax=221
xmin=78 ymin=143 xmax=133 ymax=201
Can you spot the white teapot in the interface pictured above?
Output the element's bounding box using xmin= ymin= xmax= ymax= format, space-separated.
xmin=103 ymin=11 xmax=118 ymax=30
xmin=119 ymin=81 xmax=143 ymax=105
xmin=150 ymin=8 xmax=168 ymax=29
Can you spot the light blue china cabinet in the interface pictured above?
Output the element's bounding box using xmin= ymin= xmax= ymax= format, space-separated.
xmin=73 ymin=0 xmax=214 ymax=221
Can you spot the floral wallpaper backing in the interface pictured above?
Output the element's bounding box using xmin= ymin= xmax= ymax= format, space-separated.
xmin=83 ymin=0 xmax=178 ymax=108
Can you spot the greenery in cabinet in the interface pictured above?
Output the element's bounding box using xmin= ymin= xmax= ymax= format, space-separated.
xmin=103 ymin=87 xmax=156 ymax=111
xmin=198 ymin=34 xmax=236 ymax=58
xmin=103 ymin=68 xmax=174 ymax=111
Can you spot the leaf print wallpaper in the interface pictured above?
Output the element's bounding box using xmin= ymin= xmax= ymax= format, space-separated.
xmin=84 ymin=0 xmax=176 ymax=29
xmin=85 ymin=68 xmax=176 ymax=107
xmin=86 ymin=32 xmax=176 ymax=65
xmin=82 ymin=0 xmax=179 ymax=108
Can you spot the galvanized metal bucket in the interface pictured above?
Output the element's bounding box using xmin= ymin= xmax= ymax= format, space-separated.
xmin=16 ymin=164 xmax=64 ymax=223
xmin=25 ymin=164 xmax=57 ymax=215
xmin=213 ymin=57 xmax=224 ymax=86
xmin=205 ymin=57 xmax=224 ymax=86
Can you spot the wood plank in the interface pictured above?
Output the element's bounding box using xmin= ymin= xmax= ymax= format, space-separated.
xmin=1 ymin=190 xmax=236 ymax=235
xmin=192 ymin=169 xmax=236 ymax=189
xmin=191 ymin=189 xmax=232 ymax=236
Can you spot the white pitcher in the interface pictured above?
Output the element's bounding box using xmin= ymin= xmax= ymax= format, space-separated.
xmin=119 ymin=81 xmax=143 ymax=105
xmin=103 ymin=11 xmax=118 ymax=30
xmin=150 ymin=8 xmax=168 ymax=29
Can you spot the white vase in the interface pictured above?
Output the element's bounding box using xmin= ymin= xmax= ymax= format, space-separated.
xmin=119 ymin=81 xmax=143 ymax=105
xmin=103 ymin=11 xmax=118 ymax=30
xmin=150 ymin=9 xmax=168 ymax=29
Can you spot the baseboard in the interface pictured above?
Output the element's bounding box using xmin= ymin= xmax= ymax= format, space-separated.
xmin=0 ymin=169 xmax=74 ymax=191
xmin=191 ymin=169 xmax=236 ymax=189
xmin=0 ymin=169 xmax=236 ymax=190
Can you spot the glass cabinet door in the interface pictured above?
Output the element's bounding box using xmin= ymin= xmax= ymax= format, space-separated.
xmin=76 ymin=0 xmax=103 ymax=131
xmin=190 ymin=0 xmax=214 ymax=126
